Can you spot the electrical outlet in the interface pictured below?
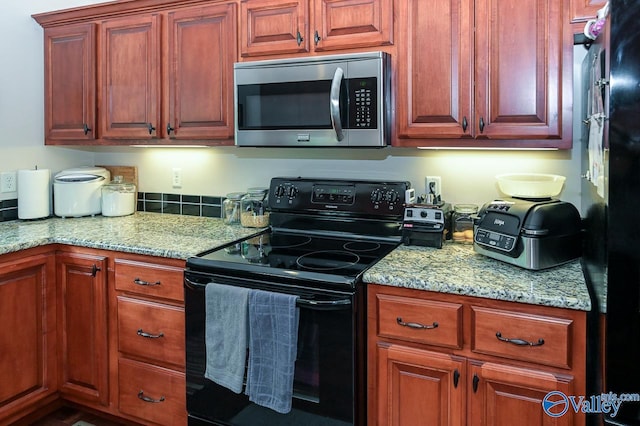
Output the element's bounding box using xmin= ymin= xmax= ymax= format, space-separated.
xmin=0 ymin=171 xmax=17 ymax=193
xmin=425 ymin=176 xmax=442 ymax=197
xmin=172 ymin=168 xmax=182 ymax=188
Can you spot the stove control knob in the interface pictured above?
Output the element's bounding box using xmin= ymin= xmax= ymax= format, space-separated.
xmin=387 ymin=191 xmax=399 ymax=203
xmin=287 ymin=186 xmax=298 ymax=198
xmin=371 ymin=189 xmax=384 ymax=203
xmin=275 ymin=185 xmax=286 ymax=197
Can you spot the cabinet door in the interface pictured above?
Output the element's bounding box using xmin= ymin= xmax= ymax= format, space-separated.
xmin=376 ymin=344 xmax=465 ymax=426
xmin=469 ymin=362 xmax=576 ymax=426
xmin=474 ymin=0 xmax=570 ymax=144
xmin=313 ymin=0 xmax=393 ymax=51
xmin=395 ymin=0 xmax=473 ymax=142
xmin=57 ymin=251 xmax=109 ymax=406
xmin=570 ymin=0 xmax=606 ymax=24
xmin=167 ymin=3 xmax=237 ymax=141
xmin=0 ymin=253 xmax=56 ymax=424
xmin=44 ymin=23 xmax=96 ymax=143
xmin=100 ymin=15 xmax=161 ymax=140
xmin=240 ymin=0 xmax=309 ymax=57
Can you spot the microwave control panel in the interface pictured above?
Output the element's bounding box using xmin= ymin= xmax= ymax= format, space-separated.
xmin=348 ymin=78 xmax=377 ymax=129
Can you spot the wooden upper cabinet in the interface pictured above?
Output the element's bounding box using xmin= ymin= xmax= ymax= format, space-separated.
xmin=395 ymin=0 xmax=572 ymax=148
xmin=240 ymin=0 xmax=393 ymax=58
xmin=474 ymin=0 xmax=568 ymax=143
xmin=166 ymin=3 xmax=237 ymax=140
xmin=44 ymin=23 xmax=96 ymax=142
xmin=570 ymin=0 xmax=607 ymax=24
xmin=396 ymin=0 xmax=473 ymax=140
xmin=100 ymin=15 xmax=161 ymax=140
xmin=241 ymin=0 xmax=309 ymax=57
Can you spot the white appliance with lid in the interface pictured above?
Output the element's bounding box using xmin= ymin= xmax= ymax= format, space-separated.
xmin=53 ymin=167 xmax=110 ymax=218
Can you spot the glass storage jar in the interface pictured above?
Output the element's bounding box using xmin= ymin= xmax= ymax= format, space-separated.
xmin=101 ymin=175 xmax=136 ymax=217
xmin=451 ymin=204 xmax=478 ymax=244
xmin=222 ymin=192 xmax=245 ymax=225
xmin=240 ymin=188 xmax=270 ymax=228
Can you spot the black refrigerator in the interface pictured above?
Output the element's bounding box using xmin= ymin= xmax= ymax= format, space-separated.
xmin=581 ymin=0 xmax=640 ymax=424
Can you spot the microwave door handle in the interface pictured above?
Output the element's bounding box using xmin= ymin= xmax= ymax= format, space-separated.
xmin=330 ymin=67 xmax=345 ymax=141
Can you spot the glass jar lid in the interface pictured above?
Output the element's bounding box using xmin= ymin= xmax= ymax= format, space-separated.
xmin=102 ymin=175 xmax=135 ymax=193
xmin=225 ymin=192 xmax=246 ymax=200
xmin=454 ymin=204 xmax=478 ymax=214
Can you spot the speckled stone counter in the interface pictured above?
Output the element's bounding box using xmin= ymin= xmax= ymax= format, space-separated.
xmin=0 ymin=212 xmax=262 ymax=260
xmin=363 ymin=243 xmax=591 ymax=311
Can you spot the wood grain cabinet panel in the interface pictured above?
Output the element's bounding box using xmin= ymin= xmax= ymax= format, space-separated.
xmin=44 ymin=23 xmax=96 ymax=142
xmin=240 ymin=0 xmax=392 ymax=58
xmin=99 ymin=15 xmax=161 ymax=140
xmin=167 ymin=3 xmax=237 ymax=140
xmin=56 ymin=251 xmax=109 ymax=406
xmin=0 ymin=251 xmax=56 ymax=424
xmin=394 ymin=0 xmax=572 ymax=148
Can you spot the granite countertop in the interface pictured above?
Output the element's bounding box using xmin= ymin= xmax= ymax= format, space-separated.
xmin=363 ymin=243 xmax=591 ymax=311
xmin=0 ymin=212 xmax=262 ymax=260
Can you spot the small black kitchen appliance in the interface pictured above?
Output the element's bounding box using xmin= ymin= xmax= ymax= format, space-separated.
xmin=401 ymin=203 xmax=451 ymax=248
xmin=473 ymin=197 xmax=582 ymax=270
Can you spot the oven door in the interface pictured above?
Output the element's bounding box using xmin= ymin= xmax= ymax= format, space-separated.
xmin=185 ymin=272 xmax=358 ymax=426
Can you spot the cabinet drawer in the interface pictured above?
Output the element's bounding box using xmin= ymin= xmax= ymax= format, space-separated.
xmin=117 ymin=296 xmax=185 ymax=368
xmin=118 ymin=358 xmax=186 ymax=426
xmin=471 ymin=306 xmax=573 ymax=369
xmin=115 ymin=258 xmax=184 ymax=302
xmin=375 ymin=293 xmax=462 ymax=349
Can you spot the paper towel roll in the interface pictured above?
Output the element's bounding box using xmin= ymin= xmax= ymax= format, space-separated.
xmin=18 ymin=169 xmax=51 ymax=220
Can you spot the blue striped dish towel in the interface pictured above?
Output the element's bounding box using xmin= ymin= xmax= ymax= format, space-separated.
xmin=204 ymin=283 xmax=250 ymax=394
xmin=245 ymin=289 xmax=300 ymax=414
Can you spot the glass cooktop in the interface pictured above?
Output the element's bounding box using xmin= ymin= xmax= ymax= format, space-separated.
xmin=186 ymin=230 xmax=399 ymax=287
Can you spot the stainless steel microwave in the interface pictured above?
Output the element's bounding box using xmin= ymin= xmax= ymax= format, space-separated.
xmin=234 ymin=51 xmax=390 ymax=147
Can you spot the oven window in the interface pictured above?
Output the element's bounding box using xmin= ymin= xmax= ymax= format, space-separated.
xmin=236 ymin=80 xmax=347 ymax=130
xmin=186 ymin=280 xmax=355 ymax=426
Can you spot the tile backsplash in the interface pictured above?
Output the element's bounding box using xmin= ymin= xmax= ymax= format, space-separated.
xmin=0 ymin=193 xmax=223 ymax=223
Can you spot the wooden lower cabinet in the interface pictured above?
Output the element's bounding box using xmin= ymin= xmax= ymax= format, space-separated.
xmin=56 ymin=250 xmax=109 ymax=406
xmin=113 ymin=254 xmax=187 ymax=426
xmin=0 ymin=249 xmax=57 ymax=424
xmin=368 ymin=284 xmax=587 ymax=426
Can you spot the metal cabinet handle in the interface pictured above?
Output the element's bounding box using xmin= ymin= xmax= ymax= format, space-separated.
xmin=462 ymin=116 xmax=468 ymax=132
xmin=91 ymin=264 xmax=101 ymax=277
xmin=83 ymin=123 xmax=92 ymax=135
xmin=148 ymin=123 xmax=156 ymax=135
xmin=314 ymin=30 xmax=321 ymax=45
xmin=453 ymin=369 xmax=460 ymax=388
xmin=472 ymin=374 xmax=479 ymax=393
xmin=137 ymin=328 xmax=164 ymax=339
xmin=495 ymin=332 xmax=544 ymax=347
xmin=479 ymin=117 xmax=485 ymax=133
xmin=396 ymin=317 xmax=438 ymax=330
xmin=134 ymin=278 xmax=161 ymax=287
xmin=137 ymin=390 xmax=165 ymax=403
xmin=167 ymin=123 xmax=175 ymax=135
xmin=296 ymin=30 xmax=303 ymax=46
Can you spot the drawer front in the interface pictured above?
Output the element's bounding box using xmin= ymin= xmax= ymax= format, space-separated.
xmin=376 ymin=293 xmax=462 ymax=349
xmin=118 ymin=296 xmax=185 ymax=368
xmin=471 ymin=306 xmax=573 ymax=369
xmin=115 ymin=258 xmax=184 ymax=302
xmin=118 ymin=358 xmax=186 ymax=426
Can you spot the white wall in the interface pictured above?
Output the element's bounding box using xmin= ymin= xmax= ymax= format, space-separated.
xmin=2 ymin=0 xmax=587 ymax=210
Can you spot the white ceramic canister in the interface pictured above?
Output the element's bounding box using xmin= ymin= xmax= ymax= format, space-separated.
xmin=101 ymin=176 xmax=136 ymax=217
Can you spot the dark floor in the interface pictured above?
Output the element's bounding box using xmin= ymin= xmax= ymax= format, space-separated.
xmin=29 ymin=406 xmax=125 ymax=426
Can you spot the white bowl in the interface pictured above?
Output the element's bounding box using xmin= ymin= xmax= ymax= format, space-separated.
xmin=495 ymin=173 xmax=566 ymax=198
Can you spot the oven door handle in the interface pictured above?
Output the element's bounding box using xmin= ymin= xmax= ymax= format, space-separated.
xmin=297 ymin=297 xmax=351 ymax=309
xmin=330 ymin=67 xmax=345 ymax=142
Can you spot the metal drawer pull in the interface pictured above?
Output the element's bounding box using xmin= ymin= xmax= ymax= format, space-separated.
xmin=137 ymin=328 xmax=164 ymax=339
xmin=134 ymin=278 xmax=161 ymax=286
xmin=137 ymin=390 xmax=165 ymax=403
xmin=495 ymin=332 xmax=544 ymax=347
xmin=396 ymin=317 xmax=438 ymax=330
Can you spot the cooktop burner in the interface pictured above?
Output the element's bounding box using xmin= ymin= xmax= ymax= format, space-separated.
xmin=188 ymin=229 xmax=399 ymax=287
